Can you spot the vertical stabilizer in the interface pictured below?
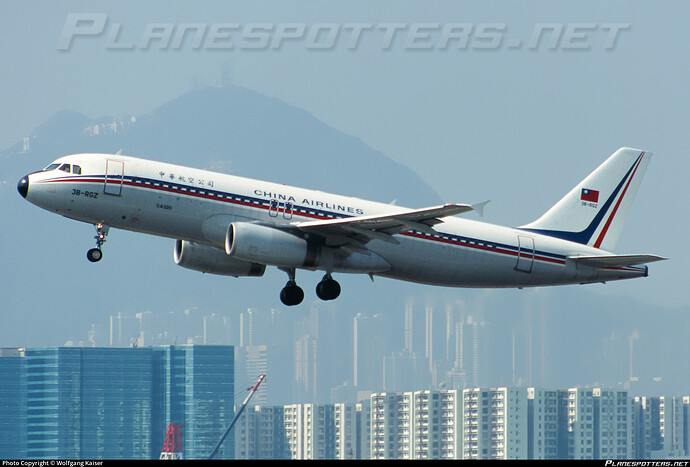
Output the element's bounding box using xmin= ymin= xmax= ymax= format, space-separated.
xmin=521 ymin=148 xmax=651 ymax=251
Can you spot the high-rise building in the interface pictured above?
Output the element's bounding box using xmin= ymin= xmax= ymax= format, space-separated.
xmin=154 ymin=345 xmax=235 ymax=459
xmin=412 ymin=390 xmax=461 ymax=459
xmin=382 ymin=350 xmax=418 ymax=392
xmin=565 ymin=388 xmax=595 ymax=459
xmin=0 ymin=345 xmax=234 ymax=460
xmin=353 ymin=314 xmax=389 ymax=392
xmin=370 ymin=392 xmax=404 ymax=459
xmin=592 ymin=388 xmax=631 ymax=459
xmin=244 ymin=345 xmax=268 ymax=406
xmin=235 ymin=405 xmax=289 ymax=459
xmin=284 ymin=403 xmax=335 ymax=459
xmin=527 ymin=387 xmax=559 ymax=459
xmin=0 ymin=348 xmax=26 ymax=459
xmin=23 ymin=347 xmax=154 ymax=459
xmin=356 ymin=401 xmax=372 ymax=460
xmin=334 ymin=403 xmax=357 ymax=459
xmin=633 ymin=396 xmax=689 ymax=459
xmin=461 ymin=387 xmax=527 ymax=459
xmin=564 ymin=388 xmax=631 ymax=460
xmin=369 ymin=390 xmax=460 ymax=460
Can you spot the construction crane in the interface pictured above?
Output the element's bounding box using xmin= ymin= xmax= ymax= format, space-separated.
xmin=207 ymin=373 xmax=266 ymax=460
xmin=159 ymin=422 xmax=184 ymax=459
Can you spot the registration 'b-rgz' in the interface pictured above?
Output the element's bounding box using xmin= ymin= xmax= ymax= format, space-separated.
xmin=17 ymin=147 xmax=665 ymax=306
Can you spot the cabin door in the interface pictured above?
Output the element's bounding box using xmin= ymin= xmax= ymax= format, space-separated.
xmin=104 ymin=160 xmax=124 ymax=196
xmin=516 ymin=235 xmax=535 ymax=273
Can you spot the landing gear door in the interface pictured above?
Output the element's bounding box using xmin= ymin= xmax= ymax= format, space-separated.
xmin=516 ymin=235 xmax=535 ymax=273
xmin=104 ymin=160 xmax=124 ymax=196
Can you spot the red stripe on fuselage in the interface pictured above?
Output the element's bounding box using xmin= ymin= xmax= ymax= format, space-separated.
xmin=44 ymin=175 xmax=567 ymax=266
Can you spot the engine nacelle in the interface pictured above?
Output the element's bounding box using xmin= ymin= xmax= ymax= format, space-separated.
xmin=226 ymin=222 xmax=391 ymax=273
xmin=174 ymin=240 xmax=266 ymax=277
xmin=226 ymin=222 xmax=316 ymax=268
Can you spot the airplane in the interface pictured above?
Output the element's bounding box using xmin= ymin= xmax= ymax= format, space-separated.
xmin=17 ymin=147 xmax=665 ymax=306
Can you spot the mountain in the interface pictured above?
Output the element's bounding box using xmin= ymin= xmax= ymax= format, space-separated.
xmin=0 ymin=84 xmax=441 ymax=349
xmin=1 ymin=85 xmax=441 ymax=207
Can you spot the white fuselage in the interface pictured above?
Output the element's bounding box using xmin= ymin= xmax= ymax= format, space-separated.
xmin=20 ymin=153 xmax=647 ymax=288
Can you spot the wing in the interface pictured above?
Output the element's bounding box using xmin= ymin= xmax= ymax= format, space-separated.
xmin=294 ymin=202 xmax=485 ymax=245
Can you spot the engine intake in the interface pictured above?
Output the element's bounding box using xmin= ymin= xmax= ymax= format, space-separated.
xmin=174 ymin=240 xmax=265 ymax=277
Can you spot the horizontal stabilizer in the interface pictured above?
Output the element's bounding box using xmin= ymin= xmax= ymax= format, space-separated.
xmin=568 ymin=254 xmax=667 ymax=268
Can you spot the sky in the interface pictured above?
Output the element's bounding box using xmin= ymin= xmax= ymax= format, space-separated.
xmin=1 ymin=2 xmax=688 ymax=332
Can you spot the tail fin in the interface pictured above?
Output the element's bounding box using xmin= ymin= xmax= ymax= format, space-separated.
xmin=521 ymin=147 xmax=651 ymax=251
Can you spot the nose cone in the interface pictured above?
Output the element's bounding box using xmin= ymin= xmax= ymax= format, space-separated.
xmin=17 ymin=175 xmax=29 ymax=198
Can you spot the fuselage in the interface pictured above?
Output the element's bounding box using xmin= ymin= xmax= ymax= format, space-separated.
xmin=18 ymin=153 xmax=648 ymax=288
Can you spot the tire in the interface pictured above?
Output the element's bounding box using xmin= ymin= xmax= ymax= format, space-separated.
xmin=87 ymin=248 xmax=103 ymax=263
xmin=280 ymin=283 xmax=304 ymax=306
xmin=316 ymin=279 xmax=341 ymax=301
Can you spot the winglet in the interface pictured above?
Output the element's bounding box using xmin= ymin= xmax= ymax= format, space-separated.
xmin=471 ymin=200 xmax=490 ymax=218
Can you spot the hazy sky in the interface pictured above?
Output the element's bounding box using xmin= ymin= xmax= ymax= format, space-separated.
xmin=2 ymin=1 xmax=687 ymax=313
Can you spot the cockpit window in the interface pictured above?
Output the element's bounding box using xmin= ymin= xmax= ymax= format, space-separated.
xmin=42 ymin=163 xmax=82 ymax=174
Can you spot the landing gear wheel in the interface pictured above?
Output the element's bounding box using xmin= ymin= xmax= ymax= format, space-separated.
xmin=316 ymin=275 xmax=341 ymax=301
xmin=280 ymin=281 xmax=304 ymax=306
xmin=87 ymin=248 xmax=103 ymax=263
xmin=87 ymin=223 xmax=109 ymax=262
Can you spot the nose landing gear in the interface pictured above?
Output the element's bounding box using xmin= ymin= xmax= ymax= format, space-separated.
xmin=87 ymin=223 xmax=109 ymax=263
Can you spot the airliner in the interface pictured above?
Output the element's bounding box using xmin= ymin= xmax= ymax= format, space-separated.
xmin=17 ymin=147 xmax=665 ymax=306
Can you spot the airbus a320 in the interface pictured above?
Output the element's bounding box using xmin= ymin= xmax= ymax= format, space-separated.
xmin=17 ymin=147 xmax=665 ymax=306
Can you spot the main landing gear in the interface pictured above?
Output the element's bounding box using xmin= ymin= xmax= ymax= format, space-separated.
xmin=279 ymin=268 xmax=304 ymax=306
xmin=279 ymin=269 xmax=341 ymax=306
xmin=316 ymin=273 xmax=341 ymax=301
xmin=87 ymin=223 xmax=109 ymax=263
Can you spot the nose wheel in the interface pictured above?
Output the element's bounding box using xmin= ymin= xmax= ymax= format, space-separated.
xmin=87 ymin=223 xmax=109 ymax=263
xmin=87 ymin=248 xmax=103 ymax=262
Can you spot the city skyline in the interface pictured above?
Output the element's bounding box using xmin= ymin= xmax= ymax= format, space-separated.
xmin=18 ymin=286 xmax=688 ymax=405
xmin=3 ymin=345 xmax=688 ymax=460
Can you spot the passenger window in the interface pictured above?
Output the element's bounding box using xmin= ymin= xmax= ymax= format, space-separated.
xmin=72 ymin=165 xmax=82 ymax=175
xmin=58 ymin=164 xmax=71 ymax=173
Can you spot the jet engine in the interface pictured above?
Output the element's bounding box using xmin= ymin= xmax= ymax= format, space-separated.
xmin=174 ymin=240 xmax=266 ymax=277
xmin=225 ymin=222 xmax=317 ymax=268
xmin=226 ymin=222 xmax=391 ymax=272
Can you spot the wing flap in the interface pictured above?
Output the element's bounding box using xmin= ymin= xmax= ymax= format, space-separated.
xmin=296 ymin=203 xmax=473 ymax=230
xmin=568 ymin=254 xmax=667 ymax=268
xmin=294 ymin=203 xmax=477 ymax=243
